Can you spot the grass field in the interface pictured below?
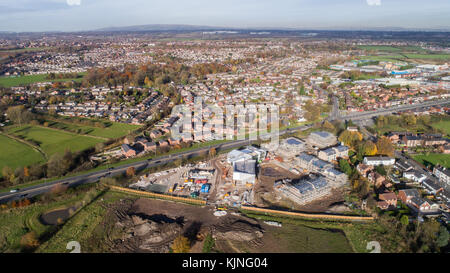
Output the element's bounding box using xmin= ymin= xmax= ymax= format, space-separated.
xmin=431 ymin=120 xmax=450 ymax=136
xmin=357 ymin=45 xmax=428 ymax=53
xmin=0 ymin=73 xmax=85 ymax=88
xmin=0 ymin=47 xmax=53 ymax=53
xmin=357 ymin=45 xmax=450 ymax=63
xmin=7 ymin=125 xmax=103 ymax=156
xmin=46 ymin=119 xmax=141 ymax=139
xmin=0 ymin=185 xmax=101 ymax=252
xmin=37 ymin=190 xmax=128 ymax=253
xmin=413 ymin=153 xmax=450 ymax=169
xmin=0 ymin=134 xmax=45 ymax=172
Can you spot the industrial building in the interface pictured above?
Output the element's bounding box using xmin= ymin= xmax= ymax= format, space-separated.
xmin=306 ymin=131 xmax=337 ymax=149
xmin=233 ymin=159 xmax=257 ymax=185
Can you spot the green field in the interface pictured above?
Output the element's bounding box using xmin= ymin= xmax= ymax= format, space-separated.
xmin=7 ymin=125 xmax=103 ymax=156
xmin=0 ymin=185 xmax=101 ymax=252
xmin=46 ymin=119 xmax=141 ymax=139
xmin=0 ymin=73 xmax=85 ymax=88
xmin=0 ymin=134 xmax=46 ymax=172
xmin=432 ymin=120 xmax=450 ymax=136
xmin=37 ymin=190 xmax=128 ymax=253
xmin=0 ymin=47 xmax=53 ymax=53
xmin=357 ymin=45 xmax=428 ymax=53
xmin=413 ymin=153 xmax=450 ymax=169
xmin=357 ymin=45 xmax=450 ymax=63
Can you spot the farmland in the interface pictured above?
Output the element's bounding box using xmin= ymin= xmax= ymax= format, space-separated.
xmin=0 ymin=73 xmax=85 ymax=88
xmin=0 ymin=134 xmax=46 ymax=172
xmin=6 ymin=125 xmax=103 ymax=157
xmin=357 ymin=45 xmax=450 ymax=63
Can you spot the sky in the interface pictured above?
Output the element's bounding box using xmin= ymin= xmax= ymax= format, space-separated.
xmin=0 ymin=0 xmax=449 ymax=32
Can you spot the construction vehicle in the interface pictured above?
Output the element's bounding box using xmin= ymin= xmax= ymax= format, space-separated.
xmin=169 ymin=183 xmax=178 ymax=193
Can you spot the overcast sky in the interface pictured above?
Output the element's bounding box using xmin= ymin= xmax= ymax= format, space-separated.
xmin=0 ymin=0 xmax=449 ymax=32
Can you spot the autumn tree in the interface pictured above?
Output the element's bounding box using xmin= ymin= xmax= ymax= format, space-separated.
xmin=171 ymin=235 xmax=191 ymax=253
xmin=2 ymin=166 xmax=13 ymax=182
xmin=20 ymin=231 xmax=40 ymax=251
xmin=338 ymin=130 xmax=362 ymax=147
xmin=361 ymin=140 xmax=378 ymax=156
xmin=303 ymin=100 xmax=321 ymax=122
xmin=402 ymin=114 xmax=417 ymax=126
xmin=6 ymin=105 xmax=33 ymax=126
xmin=376 ymin=136 xmax=395 ymax=157
xmin=126 ymin=167 xmax=136 ymax=177
xmin=209 ymin=148 xmax=216 ymax=159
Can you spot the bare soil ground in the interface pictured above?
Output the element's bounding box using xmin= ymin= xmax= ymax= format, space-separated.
xmin=100 ymin=198 xmax=265 ymax=253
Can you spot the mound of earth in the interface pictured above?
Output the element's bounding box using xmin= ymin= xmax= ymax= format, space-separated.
xmin=114 ymin=213 xmax=183 ymax=253
xmin=212 ymin=217 xmax=264 ymax=242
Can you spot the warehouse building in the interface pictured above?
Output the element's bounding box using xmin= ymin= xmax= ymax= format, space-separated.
xmin=233 ymin=159 xmax=257 ymax=185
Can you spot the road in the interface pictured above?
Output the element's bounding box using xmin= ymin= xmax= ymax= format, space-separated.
xmin=338 ymin=98 xmax=450 ymax=121
xmin=0 ymin=124 xmax=312 ymax=204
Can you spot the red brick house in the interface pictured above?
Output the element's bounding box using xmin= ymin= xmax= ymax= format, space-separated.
xmin=121 ymin=144 xmax=136 ymax=158
xmin=379 ymin=192 xmax=397 ymax=207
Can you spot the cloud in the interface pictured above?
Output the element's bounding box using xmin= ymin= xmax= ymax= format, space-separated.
xmin=66 ymin=0 xmax=81 ymax=6
xmin=366 ymin=0 xmax=381 ymax=6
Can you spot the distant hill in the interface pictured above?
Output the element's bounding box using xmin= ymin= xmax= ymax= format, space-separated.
xmin=95 ymin=24 xmax=233 ymax=32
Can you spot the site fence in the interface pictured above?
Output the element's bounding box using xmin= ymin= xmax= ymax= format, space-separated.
xmin=240 ymin=205 xmax=375 ymax=222
xmin=110 ymin=186 xmax=207 ymax=206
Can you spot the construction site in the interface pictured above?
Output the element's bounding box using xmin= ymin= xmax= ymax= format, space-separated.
xmin=126 ymin=131 xmax=350 ymax=213
xmin=129 ymin=161 xmax=217 ymax=199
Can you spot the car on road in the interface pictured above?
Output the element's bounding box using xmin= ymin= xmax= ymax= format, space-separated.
xmin=9 ymin=188 xmax=20 ymax=193
xmin=63 ymin=182 xmax=70 ymax=185
xmin=20 ymin=193 xmax=28 ymax=198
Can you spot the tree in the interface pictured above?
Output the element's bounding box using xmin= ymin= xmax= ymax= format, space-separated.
xmin=376 ymin=136 xmax=394 ymax=157
xmin=171 ymin=235 xmax=191 ymax=253
xmin=402 ymin=114 xmax=417 ymax=126
xmin=338 ymin=130 xmax=362 ymax=147
xmin=6 ymin=105 xmax=33 ymax=126
xmin=303 ymin=100 xmax=321 ymax=122
xmin=436 ymin=226 xmax=449 ymax=248
xmin=47 ymin=153 xmax=66 ymax=177
xmin=321 ymin=121 xmax=335 ymax=133
xmin=209 ymin=148 xmax=216 ymax=159
xmin=339 ymin=159 xmax=352 ymax=176
xmin=126 ymin=167 xmax=136 ymax=177
xmin=21 ymin=231 xmax=40 ymax=251
xmin=400 ymin=215 xmax=409 ymax=226
xmin=362 ymin=140 xmax=377 ymax=156
xmin=2 ymin=166 xmax=13 ymax=182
